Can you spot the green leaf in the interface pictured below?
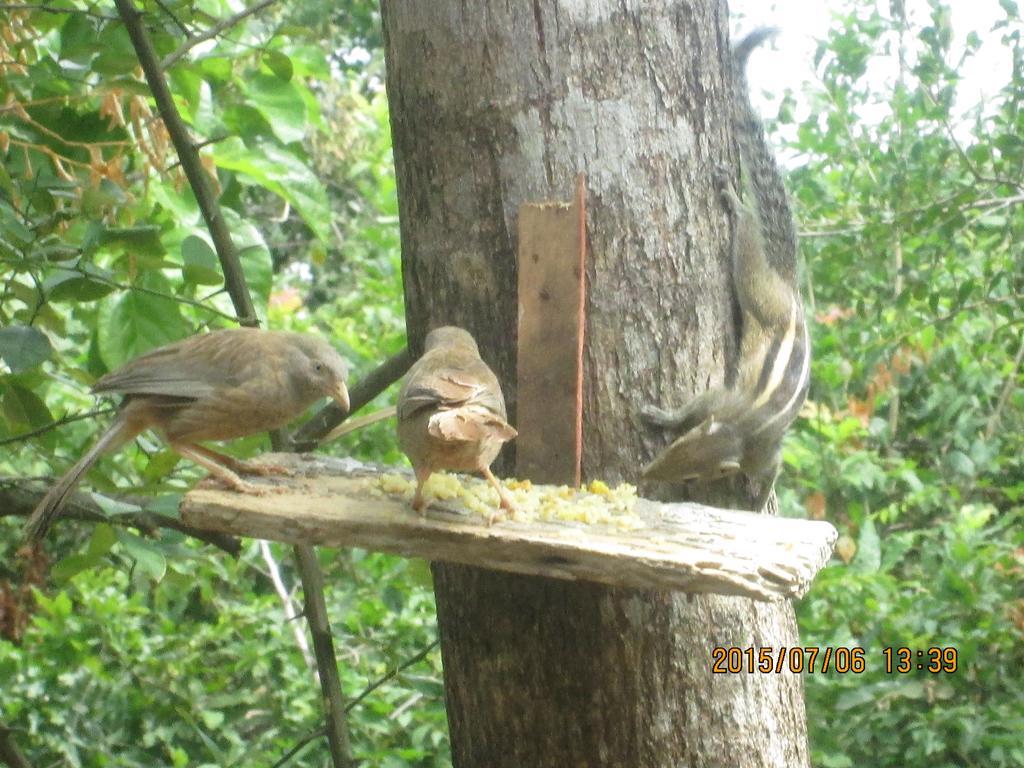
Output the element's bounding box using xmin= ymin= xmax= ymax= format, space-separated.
xmin=183 ymin=209 xmax=272 ymax=318
xmin=246 ymin=74 xmax=307 ymax=144
xmin=81 ymin=182 xmax=127 ymax=219
xmin=92 ymin=23 xmax=137 ymax=76
xmin=50 ymin=553 xmax=101 ymax=583
xmin=90 ymin=494 xmax=142 ymax=517
xmin=118 ymin=531 xmax=168 ymax=582
xmin=98 ymin=273 xmax=188 ymax=369
xmin=0 ymin=202 xmax=34 ymax=246
xmin=1 ymin=382 xmax=52 ymax=429
xmin=144 ymin=493 xmax=183 ymax=516
xmin=406 ymin=558 xmax=434 ymax=589
xmin=59 ymin=12 xmax=99 ymax=64
xmin=211 ymin=137 xmax=330 ymax=241
xmin=181 ymin=235 xmax=222 ymax=285
xmin=99 ymin=226 xmax=165 ymax=258
xmin=945 ymin=450 xmax=976 ymax=477
xmin=86 ymin=524 xmax=118 ymax=559
xmin=200 ymin=710 xmax=225 ymax=729
xmin=240 ymin=244 xmax=273 ymax=313
xmin=0 ymin=165 xmax=14 ymax=198
xmin=44 ymin=265 xmax=117 ymax=302
xmin=0 ymin=326 xmax=53 ymax=373
xmin=852 ymin=518 xmax=881 ymax=573
xmin=262 ymin=50 xmax=294 ymax=81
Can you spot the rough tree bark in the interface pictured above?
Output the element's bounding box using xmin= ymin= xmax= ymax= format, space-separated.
xmin=381 ymin=1 xmax=809 ymax=766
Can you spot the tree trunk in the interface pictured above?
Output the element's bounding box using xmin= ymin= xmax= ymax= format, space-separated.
xmin=381 ymin=1 xmax=810 ymax=765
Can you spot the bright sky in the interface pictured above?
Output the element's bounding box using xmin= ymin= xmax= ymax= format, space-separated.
xmin=729 ymin=0 xmax=1010 ymax=123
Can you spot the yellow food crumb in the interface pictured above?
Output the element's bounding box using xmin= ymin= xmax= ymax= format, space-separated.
xmin=374 ymin=472 xmax=643 ymax=529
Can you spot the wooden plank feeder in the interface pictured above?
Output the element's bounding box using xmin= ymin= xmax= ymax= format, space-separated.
xmin=181 ymin=177 xmax=837 ymax=603
xmin=180 ymin=454 xmax=835 ymax=602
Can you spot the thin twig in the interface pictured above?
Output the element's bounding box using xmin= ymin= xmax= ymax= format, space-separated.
xmin=39 ymin=251 xmax=241 ymax=324
xmin=0 ymin=407 xmax=116 ymax=448
xmin=271 ymin=639 xmax=440 ymax=768
xmin=985 ymin=335 xmax=1024 ymax=440
xmin=166 ymin=134 xmax=233 ymax=171
xmin=345 ymin=640 xmax=439 ymax=713
xmin=271 ymin=726 xmax=325 ymax=768
xmin=161 ymin=0 xmax=278 ymax=70
xmin=259 ymin=540 xmax=315 ymax=670
xmin=0 ymin=3 xmax=114 ymax=18
xmin=871 ymin=293 xmax=1024 ymax=351
xmin=389 ymin=691 xmax=423 ymax=720
xmin=151 ymin=0 xmax=191 ymax=36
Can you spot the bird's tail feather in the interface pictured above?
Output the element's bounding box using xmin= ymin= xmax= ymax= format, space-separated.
xmin=24 ymin=415 xmax=138 ymax=542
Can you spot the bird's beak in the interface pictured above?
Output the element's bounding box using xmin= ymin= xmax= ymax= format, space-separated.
xmin=331 ymin=381 xmax=351 ymax=413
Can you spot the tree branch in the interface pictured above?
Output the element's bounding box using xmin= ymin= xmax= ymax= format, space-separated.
xmin=294 ymin=545 xmax=352 ymax=767
xmin=115 ymin=0 xmax=258 ymax=328
xmin=0 ymin=722 xmax=32 ymax=768
xmin=160 ymin=0 xmax=279 ymax=70
xmin=115 ymin=4 xmax=353 ymax=765
xmin=0 ymin=478 xmax=242 ymax=557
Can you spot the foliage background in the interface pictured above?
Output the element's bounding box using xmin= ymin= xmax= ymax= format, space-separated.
xmin=0 ymin=0 xmax=1021 ymax=766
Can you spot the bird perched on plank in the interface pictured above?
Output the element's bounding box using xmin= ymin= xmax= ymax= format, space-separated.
xmin=25 ymin=327 xmax=350 ymax=542
xmin=397 ymin=326 xmax=517 ymax=524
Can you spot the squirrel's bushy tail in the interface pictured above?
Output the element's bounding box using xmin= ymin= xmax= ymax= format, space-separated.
xmin=731 ymin=28 xmax=799 ymax=286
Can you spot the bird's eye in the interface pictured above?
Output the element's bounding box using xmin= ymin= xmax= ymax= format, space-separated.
xmin=314 ymin=362 xmax=324 ymax=373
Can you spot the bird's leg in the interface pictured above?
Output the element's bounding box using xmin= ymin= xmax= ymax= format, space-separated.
xmin=412 ymin=467 xmax=432 ymax=515
xmin=187 ymin=444 xmax=294 ymax=477
xmin=480 ymin=467 xmax=514 ymax=526
xmin=173 ymin=443 xmax=273 ymax=495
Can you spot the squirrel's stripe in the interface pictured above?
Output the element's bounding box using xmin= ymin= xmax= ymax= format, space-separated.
xmin=752 ymin=302 xmax=798 ymax=409
xmin=752 ymin=317 xmax=810 ymax=437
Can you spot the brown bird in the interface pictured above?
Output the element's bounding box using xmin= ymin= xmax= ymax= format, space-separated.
xmin=25 ymin=327 xmax=350 ymax=541
xmin=397 ymin=326 xmax=517 ymax=523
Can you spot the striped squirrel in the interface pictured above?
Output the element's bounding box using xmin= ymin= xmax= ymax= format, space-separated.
xmin=641 ymin=28 xmax=811 ymax=510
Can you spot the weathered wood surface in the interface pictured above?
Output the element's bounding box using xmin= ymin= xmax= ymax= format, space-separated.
xmin=180 ymin=453 xmax=836 ymax=602
xmin=515 ymin=176 xmax=587 ymax=486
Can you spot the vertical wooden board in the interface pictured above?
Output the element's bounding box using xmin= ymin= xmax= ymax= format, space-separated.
xmin=516 ymin=176 xmax=586 ymax=486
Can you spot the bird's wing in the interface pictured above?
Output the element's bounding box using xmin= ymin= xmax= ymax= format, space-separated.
xmin=427 ymin=404 xmax=518 ymax=443
xmin=399 ymin=371 xmax=484 ymax=416
xmin=398 ymin=342 xmax=510 ymax=422
xmin=92 ymin=331 xmax=253 ymax=399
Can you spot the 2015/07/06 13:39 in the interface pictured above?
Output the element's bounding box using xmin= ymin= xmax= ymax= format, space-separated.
xmin=710 ymin=646 xmax=959 ymax=674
